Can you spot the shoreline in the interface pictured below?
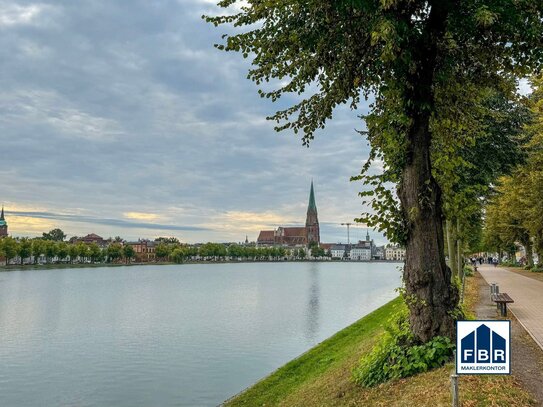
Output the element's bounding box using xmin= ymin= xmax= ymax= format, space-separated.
xmin=0 ymin=259 xmax=404 ymax=272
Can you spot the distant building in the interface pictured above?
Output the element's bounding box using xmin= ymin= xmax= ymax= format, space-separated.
xmin=331 ymin=244 xmax=347 ymax=259
xmin=385 ymin=245 xmax=406 ymax=261
xmin=257 ymin=181 xmax=321 ymax=247
xmin=275 ymin=226 xmax=308 ymax=246
xmin=126 ymin=239 xmax=156 ymax=262
xmin=0 ymin=206 xmax=7 ymax=238
xmin=305 ymin=181 xmax=320 ymax=245
xmin=374 ymin=245 xmax=385 ymax=260
xmin=71 ymin=233 xmax=107 ymax=247
xmin=257 ymin=230 xmax=275 ymax=246
xmin=320 ymin=243 xmax=333 ymax=252
xmin=350 ymin=240 xmax=372 ymax=261
xmin=346 ymin=230 xmax=377 ymax=261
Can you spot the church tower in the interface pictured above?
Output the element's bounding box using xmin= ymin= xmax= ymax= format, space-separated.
xmin=305 ymin=181 xmax=320 ymax=246
xmin=0 ymin=206 xmax=8 ymax=238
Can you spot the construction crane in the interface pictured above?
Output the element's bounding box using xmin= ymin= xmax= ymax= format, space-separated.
xmin=340 ymin=222 xmax=352 ymax=245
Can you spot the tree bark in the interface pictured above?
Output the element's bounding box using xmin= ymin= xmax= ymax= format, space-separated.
xmin=456 ymin=218 xmax=462 ymax=280
xmin=535 ymin=231 xmax=543 ymax=267
xmin=398 ymin=118 xmax=459 ymax=343
xmin=522 ymin=236 xmax=534 ymax=268
xmin=446 ymin=219 xmax=457 ymax=278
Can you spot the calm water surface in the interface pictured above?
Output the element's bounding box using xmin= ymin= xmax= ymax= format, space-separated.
xmin=0 ymin=262 xmax=401 ymax=406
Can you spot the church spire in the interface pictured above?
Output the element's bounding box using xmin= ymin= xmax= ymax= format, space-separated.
xmin=308 ymin=180 xmax=317 ymax=212
xmin=305 ymin=180 xmax=320 ymax=245
xmin=0 ymin=205 xmax=4 ymax=220
xmin=366 ymin=229 xmax=370 ymax=242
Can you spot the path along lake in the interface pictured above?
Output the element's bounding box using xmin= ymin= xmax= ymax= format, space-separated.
xmin=0 ymin=262 xmax=402 ymax=406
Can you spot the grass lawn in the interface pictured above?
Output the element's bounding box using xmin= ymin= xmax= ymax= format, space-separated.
xmin=225 ymin=275 xmax=536 ymax=406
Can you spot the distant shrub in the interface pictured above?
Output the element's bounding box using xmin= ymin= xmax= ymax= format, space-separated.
xmin=464 ymin=266 xmax=474 ymax=277
xmin=531 ymin=267 xmax=543 ymax=273
xmin=524 ymin=265 xmax=532 ymax=270
xmin=352 ymin=309 xmax=454 ymax=387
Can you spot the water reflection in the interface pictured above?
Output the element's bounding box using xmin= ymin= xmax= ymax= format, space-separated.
xmin=305 ymin=262 xmax=320 ymax=344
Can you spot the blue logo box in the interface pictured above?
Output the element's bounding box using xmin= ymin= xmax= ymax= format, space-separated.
xmin=456 ymin=320 xmax=511 ymax=375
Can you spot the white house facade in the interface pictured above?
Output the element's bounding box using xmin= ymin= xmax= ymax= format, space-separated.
xmin=385 ymin=245 xmax=406 ymax=261
xmin=350 ymin=242 xmax=372 ymax=261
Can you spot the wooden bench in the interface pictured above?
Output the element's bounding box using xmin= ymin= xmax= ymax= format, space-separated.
xmin=491 ymin=293 xmax=514 ymax=317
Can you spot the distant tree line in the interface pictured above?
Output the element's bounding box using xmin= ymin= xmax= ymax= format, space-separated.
xmin=152 ymin=242 xmax=314 ymax=263
xmin=0 ymin=230 xmax=330 ymax=266
xmin=0 ymin=237 xmax=136 ymax=266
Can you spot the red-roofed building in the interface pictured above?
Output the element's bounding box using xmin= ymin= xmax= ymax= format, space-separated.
xmin=275 ymin=226 xmax=307 ymax=246
xmin=257 ymin=230 xmax=275 ymax=246
xmin=320 ymin=243 xmax=333 ymax=251
xmin=72 ymin=233 xmax=107 ymax=247
xmin=126 ymin=239 xmax=156 ymax=262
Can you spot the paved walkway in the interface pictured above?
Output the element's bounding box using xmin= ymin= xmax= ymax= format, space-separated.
xmin=478 ymin=264 xmax=543 ymax=350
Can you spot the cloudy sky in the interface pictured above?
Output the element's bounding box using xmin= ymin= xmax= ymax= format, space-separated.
xmin=0 ymin=0 xmax=382 ymax=244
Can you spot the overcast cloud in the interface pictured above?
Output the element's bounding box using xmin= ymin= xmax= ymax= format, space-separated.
xmin=0 ymin=0 xmax=380 ymax=244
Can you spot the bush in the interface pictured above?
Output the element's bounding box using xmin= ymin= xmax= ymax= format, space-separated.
xmin=352 ymin=310 xmax=454 ymax=387
xmin=464 ymin=266 xmax=474 ymax=277
xmin=531 ymin=267 xmax=543 ymax=273
xmin=524 ymin=265 xmax=532 ymax=270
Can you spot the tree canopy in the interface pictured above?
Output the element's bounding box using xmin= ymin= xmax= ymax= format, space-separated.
xmin=206 ymin=0 xmax=543 ymax=342
xmin=42 ymin=228 xmax=66 ymax=242
xmin=483 ymin=75 xmax=543 ymax=267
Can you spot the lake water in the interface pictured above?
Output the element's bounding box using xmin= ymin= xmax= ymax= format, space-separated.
xmin=0 ymin=261 xmax=401 ymax=406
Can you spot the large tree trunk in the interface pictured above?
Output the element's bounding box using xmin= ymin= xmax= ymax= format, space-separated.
xmin=397 ymin=0 xmax=459 ymax=343
xmin=446 ymin=219 xmax=457 ymax=277
xmin=456 ymin=218 xmax=463 ymax=279
xmin=535 ymin=231 xmax=543 ymax=267
xmin=398 ymin=120 xmax=459 ymax=343
xmin=522 ymin=236 xmax=534 ymax=268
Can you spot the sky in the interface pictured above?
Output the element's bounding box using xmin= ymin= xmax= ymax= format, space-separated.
xmin=0 ymin=0 xmax=384 ymax=244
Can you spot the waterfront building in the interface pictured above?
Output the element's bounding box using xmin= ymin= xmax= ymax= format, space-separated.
xmin=257 ymin=181 xmax=321 ymax=247
xmin=331 ymin=244 xmax=347 ymax=259
xmin=374 ymin=245 xmax=385 ymax=260
xmin=350 ymin=240 xmax=372 ymax=261
xmin=126 ymin=239 xmax=156 ymax=262
xmin=256 ymin=230 xmax=275 ymax=246
xmin=346 ymin=230 xmax=377 ymax=261
xmin=320 ymin=243 xmax=333 ymax=253
xmin=275 ymin=226 xmax=308 ymax=246
xmin=0 ymin=206 xmax=7 ymax=237
xmin=385 ymin=244 xmax=406 ymax=261
xmin=70 ymin=233 xmax=107 ymax=247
